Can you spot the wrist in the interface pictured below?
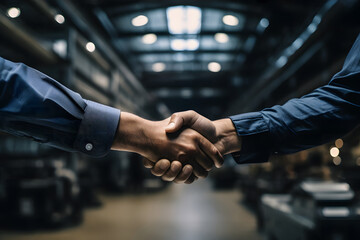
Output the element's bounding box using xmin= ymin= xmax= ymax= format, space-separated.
xmin=213 ymin=118 xmax=242 ymax=155
xmin=111 ymin=112 xmax=168 ymax=161
xmin=111 ymin=112 xmax=151 ymax=156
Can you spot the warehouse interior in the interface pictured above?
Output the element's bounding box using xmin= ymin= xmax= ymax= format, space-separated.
xmin=1 ymin=0 xmax=360 ymax=239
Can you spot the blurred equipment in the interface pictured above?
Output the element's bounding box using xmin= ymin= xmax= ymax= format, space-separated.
xmin=0 ymin=136 xmax=83 ymax=229
xmin=210 ymin=156 xmax=240 ymax=190
xmin=211 ymin=166 xmax=239 ymax=190
xmin=262 ymin=181 xmax=360 ymax=240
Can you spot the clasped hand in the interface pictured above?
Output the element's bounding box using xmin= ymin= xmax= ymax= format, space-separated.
xmin=112 ymin=111 xmax=241 ymax=184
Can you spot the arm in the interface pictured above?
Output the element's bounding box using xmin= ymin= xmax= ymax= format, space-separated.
xmin=148 ymin=33 xmax=360 ymax=181
xmin=0 ymin=57 xmax=119 ymax=157
xmin=0 ymin=57 xmax=222 ymax=180
xmin=230 ymin=33 xmax=360 ymax=164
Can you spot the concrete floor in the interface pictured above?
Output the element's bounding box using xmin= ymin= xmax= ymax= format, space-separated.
xmin=0 ymin=181 xmax=263 ymax=240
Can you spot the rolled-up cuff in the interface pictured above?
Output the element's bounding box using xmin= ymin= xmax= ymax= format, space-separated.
xmin=73 ymin=100 xmax=120 ymax=157
xmin=229 ymin=112 xmax=271 ymax=164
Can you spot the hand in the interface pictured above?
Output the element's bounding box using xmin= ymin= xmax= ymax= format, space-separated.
xmin=144 ymin=110 xmax=242 ymax=183
xmin=111 ymin=112 xmax=223 ymax=179
xmin=143 ymin=159 xmax=198 ymax=184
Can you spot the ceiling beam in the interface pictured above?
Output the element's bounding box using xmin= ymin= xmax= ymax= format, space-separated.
xmin=0 ymin=11 xmax=59 ymax=64
xmin=56 ymin=0 xmax=148 ymax=97
xmin=131 ymin=49 xmax=248 ymax=55
xmin=226 ymin=0 xmax=345 ymax=114
xmin=115 ymin=30 xmax=259 ymax=38
xmin=102 ymin=0 xmax=263 ymax=17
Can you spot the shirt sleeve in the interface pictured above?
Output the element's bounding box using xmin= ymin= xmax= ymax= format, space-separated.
xmin=229 ymin=33 xmax=360 ymax=164
xmin=0 ymin=57 xmax=120 ymax=157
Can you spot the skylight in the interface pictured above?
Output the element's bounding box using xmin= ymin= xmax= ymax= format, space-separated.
xmin=171 ymin=39 xmax=200 ymax=51
xmin=166 ymin=6 xmax=202 ymax=35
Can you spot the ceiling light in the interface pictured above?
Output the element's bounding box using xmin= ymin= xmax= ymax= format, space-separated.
xmin=333 ymin=156 xmax=342 ymax=166
xmin=222 ymin=15 xmax=238 ymax=26
xmin=171 ymin=39 xmax=186 ymax=51
xmin=142 ymin=34 xmax=157 ymax=44
xmin=335 ymin=139 xmax=344 ymax=149
xmin=208 ymin=62 xmax=221 ymax=72
xmin=7 ymin=7 xmax=21 ymax=18
xmin=171 ymin=39 xmax=199 ymax=51
xmin=187 ymin=39 xmax=199 ymax=50
xmin=259 ymin=18 xmax=269 ymax=28
xmin=53 ymin=40 xmax=67 ymax=58
xmin=313 ymin=15 xmax=322 ymax=25
xmin=330 ymin=147 xmax=340 ymax=158
xmin=86 ymin=42 xmax=96 ymax=52
xmin=152 ymin=62 xmax=166 ymax=72
xmin=307 ymin=23 xmax=317 ymax=34
xmin=167 ymin=6 xmax=202 ymax=34
xmin=55 ymin=14 xmax=65 ymax=24
xmin=181 ymin=89 xmax=193 ymax=98
xmin=276 ymin=56 xmax=288 ymax=68
xmin=214 ymin=33 xmax=229 ymax=43
xmin=132 ymin=15 xmax=148 ymax=27
xmin=292 ymin=38 xmax=304 ymax=50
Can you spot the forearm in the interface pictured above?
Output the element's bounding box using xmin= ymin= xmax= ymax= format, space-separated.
xmin=227 ymin=34 xmax=360 ymax=164
xmin=0 ymin=57 xmax=120 ymax=156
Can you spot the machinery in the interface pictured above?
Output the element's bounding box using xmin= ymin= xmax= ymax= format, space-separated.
xmin=0 ymin=136 xmax=83 ymax=229
xmin=262 ymin=181 xmax=360 ymax=240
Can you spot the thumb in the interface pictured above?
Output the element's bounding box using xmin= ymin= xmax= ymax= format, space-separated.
xmin=165 ymin=112 xmax=188 ymax=133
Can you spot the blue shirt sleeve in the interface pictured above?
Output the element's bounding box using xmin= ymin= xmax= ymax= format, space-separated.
xmin=0 ymin=57 xmax=120 ymax=157
xmin=230 ymin=33 xmax=360 ymax=164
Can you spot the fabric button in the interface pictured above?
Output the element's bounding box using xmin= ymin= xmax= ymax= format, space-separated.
xmin=85 ymin=143 xmax=93 ymax=151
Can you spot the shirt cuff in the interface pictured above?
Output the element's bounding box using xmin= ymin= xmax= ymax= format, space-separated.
xmin=229 ymin=112 xmax=272 ymax=164
xmin=73 ymin=100 xmax=120 ymax=157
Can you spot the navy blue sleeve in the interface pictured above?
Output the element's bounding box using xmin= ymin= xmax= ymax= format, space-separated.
xmin=230 ymin=33 xmax=360 ymax=164
xmin=0 ymin=57 xmax=120 ymax=157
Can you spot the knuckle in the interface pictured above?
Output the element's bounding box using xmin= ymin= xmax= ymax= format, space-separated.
xmin=151 ymin=169 xmax=161 ymax=177
xmin=198 ymin=171 xmax=208 ymax=178
xmin=186 ymin=110 xmax=195 ymax=115
xmin=205 ymin=163 xmax=214 ymax=171
xmin=162 ymin=176 xmax=172 ymax=182
xmin=177 ymin=152 xmax=187 ymax=162
xmin=212 ymin=147 xmax=218 ymax=155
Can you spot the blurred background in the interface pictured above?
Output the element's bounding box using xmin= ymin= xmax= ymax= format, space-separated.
xmin=0 ymin=0 xmax=360 ymax=239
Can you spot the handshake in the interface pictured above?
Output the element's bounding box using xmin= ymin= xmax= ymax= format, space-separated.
xmin=111 ymin=110 xmax=242 ymax=184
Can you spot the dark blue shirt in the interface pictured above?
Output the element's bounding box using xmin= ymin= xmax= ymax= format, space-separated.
xmin=230 ymin=33 xmax=360 ymax=164
xmin=0 ymin=58 xmax=120 ymax=157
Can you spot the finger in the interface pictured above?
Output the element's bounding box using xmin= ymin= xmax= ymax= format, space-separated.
xmin=185 ymin=174 xmax=198 ymax=184
xmin=165 ymin=110 xmax=198 ymax=133
xmin=174 ymin=165 xmax=193 ymax=184
xmin=162 ymin=161 xmax=182 ymax=181
xmin=151 ymin=160 xmax=171 ymax=177
xmin=199 ymin=137 xmax=224 ymax=168
xmin=191 ymin=161 xmax=208 ymax=179
xmin=143 ymin=158 xmax=155 ymax=168
xmin=195 ymin=146 xmax=215 ymax=171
